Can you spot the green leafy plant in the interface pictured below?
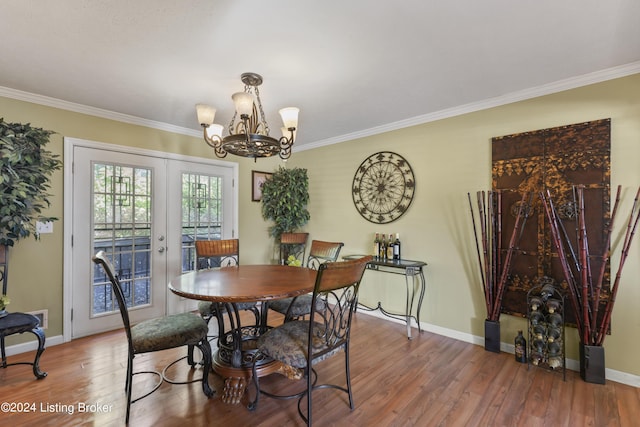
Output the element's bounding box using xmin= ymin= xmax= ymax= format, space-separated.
xmin=260 ymin=166 xmax=310 ymax=240
xmin=0 ymin=119 xmax=62 ymax=246
xmin=0 ymin=294 xmax=10 ymax=310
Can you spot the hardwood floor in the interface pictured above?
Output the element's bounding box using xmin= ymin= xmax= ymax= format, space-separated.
xmin=1 ymin=312 xmax=638 ymax=426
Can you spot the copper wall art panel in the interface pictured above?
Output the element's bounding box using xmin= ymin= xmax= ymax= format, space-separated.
xmin=491 ymin=119 xmax=611 ymax=325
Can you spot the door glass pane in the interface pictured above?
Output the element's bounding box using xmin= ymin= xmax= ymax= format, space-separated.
xmin=181 ymin=173 xmax=223 ymax=272
xmin=92 ymin=163 xmax=152 ymax=316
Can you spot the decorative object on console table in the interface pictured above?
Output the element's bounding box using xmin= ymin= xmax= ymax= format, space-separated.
xmin=526 ymin=278 xmax=565 ymax=380
xmin=468 ymin=190 xmax=532 ymax=353
xmin=541 ymin=185 xmax=640 ymax=384
xmin=393 ymin=233 xmax=401 ymax=260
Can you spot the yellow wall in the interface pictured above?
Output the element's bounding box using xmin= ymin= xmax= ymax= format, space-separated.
xmin=1 ymin=73 xmax=639 ymax=378
xmin=282 ymin=73 xmax=640 ymax=377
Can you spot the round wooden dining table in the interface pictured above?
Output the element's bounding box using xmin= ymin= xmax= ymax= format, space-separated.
xmin=169 ymin=264 xmax=318 ymax=404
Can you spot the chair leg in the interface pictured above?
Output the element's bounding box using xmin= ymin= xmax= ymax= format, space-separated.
xmin=246 ymin=352 xmax=261 ymax=411
xmin=1 ymin=336 xmax=6 ymax=368
xmin=187 ymin=344 xmax=196 ymax=367
xmin=345 ymin=346 xmax=354 ymax=409
xmin=196 ymin=338 xmax=215 ymax=398
xmin=125 ymin=354 xmax=133 ymax=424
xmin=307 ymin=363 xmax=313 ymax=427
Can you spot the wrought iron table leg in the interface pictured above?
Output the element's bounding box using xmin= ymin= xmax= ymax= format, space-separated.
xmin=403 ymin=267 xmax=425 ymax=339
xmin=30 ymin=327 xmax=47 ymax=379
xmin=404 ymin=270 xmax=413 ymax=339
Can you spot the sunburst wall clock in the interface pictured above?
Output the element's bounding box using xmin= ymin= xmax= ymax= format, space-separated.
xmin=351 ymin=151 xmax=415 ymax=224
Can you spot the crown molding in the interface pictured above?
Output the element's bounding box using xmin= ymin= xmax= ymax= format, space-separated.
xmin=2 ymin=61 xmax=639 ymax=149
xmin=297 ymin=61 xmax=640 ymax=152
xmin=0 ymin=86 xmax=201 ymax=137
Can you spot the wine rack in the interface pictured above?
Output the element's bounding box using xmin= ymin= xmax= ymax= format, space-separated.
xmin=527 ymin=280 xmax=566 ymax=380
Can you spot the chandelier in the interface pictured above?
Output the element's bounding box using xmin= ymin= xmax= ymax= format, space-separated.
xmin=196 ymin=72 xmax=299 ymax=161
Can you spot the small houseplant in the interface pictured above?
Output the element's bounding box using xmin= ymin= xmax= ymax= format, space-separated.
xmin=260 ymin=166 xmax=310 ymax=241
xmin=0 ymin=118 xmax=61 ymax=247
xmin=0 ymin=294 xmax=9 ymax=311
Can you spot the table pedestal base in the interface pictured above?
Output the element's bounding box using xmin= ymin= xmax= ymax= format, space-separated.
xmin=212 ymin=351 xmax=295 ymax=405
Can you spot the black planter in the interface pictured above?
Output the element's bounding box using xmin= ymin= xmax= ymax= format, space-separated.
xmin=579 ymin=344 xmax=605 ymax=384
xmin=484 ymin=319 xmax=501 ymax=353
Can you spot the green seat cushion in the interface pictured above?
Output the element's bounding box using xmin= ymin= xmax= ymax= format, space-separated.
xmin=131 ymin=312 xmax=208 ymax=354
xmin=197 ymin=301 xmax=257 ymax=316
xmin=269 ymin=295 xmax=326 ymax=317
xmin=257 ymin=320 xmax=341 ymax=369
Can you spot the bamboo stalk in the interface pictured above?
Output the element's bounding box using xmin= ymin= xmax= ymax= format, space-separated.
xmin=496 ymin=190 xmax=503 ymax=293
xmin=540 ymin=190 xmax=583 ymax=340
xmin=576 ymin=186 xmax=592 ymax=344
xmin=478 ymin=191 xmax=492 ymax=312
xmin=490 ymin=191 xmax=529 ymax=321
xmin=489 ymin=191 xmax=497 ymax=312
xmin=596 ymin=186 xmax=640 ymax=345
xmin=591 ymin=185 xmax=621 ymax=344
xmin=468 ymin=192 xmax=491 ymax=316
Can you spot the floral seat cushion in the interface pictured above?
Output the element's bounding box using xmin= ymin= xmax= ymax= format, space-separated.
xmin=268 ymin=295 xmax=326 ymax=318
xmin=257 ymin=320 xmax=342 ymax=369
xmin=131 ymin=312 xmax=208 ymax=354
xmin=198 ymin=301 xmax=257 ymax=316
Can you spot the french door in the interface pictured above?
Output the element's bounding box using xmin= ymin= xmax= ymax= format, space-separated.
xmin=68 ymin=141 xmax=235 ymax=338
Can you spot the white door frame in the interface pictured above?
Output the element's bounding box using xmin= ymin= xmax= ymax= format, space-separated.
xmin=63 ymin=137 xmax=238 ymax=343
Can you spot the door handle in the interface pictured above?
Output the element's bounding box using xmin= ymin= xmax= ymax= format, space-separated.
xmin=158 ymin=246 xmax=165 ymax=253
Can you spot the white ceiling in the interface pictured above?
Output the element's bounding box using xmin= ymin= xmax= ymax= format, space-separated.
xmin=2 ymin=1 xmax=640 ymax=151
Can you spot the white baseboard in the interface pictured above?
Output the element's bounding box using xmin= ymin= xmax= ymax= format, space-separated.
xmin=357 ymin=309 xmax=640 ymax=388
xmin=3 ymin=334 xmax=65 ymax=357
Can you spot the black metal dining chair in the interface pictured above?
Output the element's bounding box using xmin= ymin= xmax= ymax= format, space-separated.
xmin=92 ymin=251 xmax=214 ymax=424
xmin=247 ymin=255 xmax=372 ymax=425
xmin=279 ymin=232 xmax=309 ymax=265
xmin=269 ymin=240 xmax=344 ymax=321
xmin=194 ymin=239 xmax=260 ymax=335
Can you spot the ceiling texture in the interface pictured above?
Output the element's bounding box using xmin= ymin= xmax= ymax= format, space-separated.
xmin=1 ymin=1 xmax=640 ymax=151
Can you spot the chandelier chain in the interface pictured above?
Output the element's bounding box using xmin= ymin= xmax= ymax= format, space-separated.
xmin=254 ymin=86 xmax=270 ymax=136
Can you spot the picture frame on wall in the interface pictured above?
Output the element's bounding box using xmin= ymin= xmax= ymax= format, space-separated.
xmin=252 ymin=170 xmax=272 ymax=202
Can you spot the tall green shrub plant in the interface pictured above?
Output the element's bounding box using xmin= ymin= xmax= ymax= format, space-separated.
xmin=260 ymin=166 xmax=310 ymax=240
xmin=0 ymin=119 xmax=61 ymax=246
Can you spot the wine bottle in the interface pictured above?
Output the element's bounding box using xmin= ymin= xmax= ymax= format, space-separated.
xmin=373 ymin=233 xmax=380 ymax=258
xmin=380 ymin=234 xmax=387 ymax=259
xmin=384 ymin=234 xmax=393 ymax=259
xmin=393 ymin=233 xmax=401 ymax=260
xmin=514 ymin=330 xmax=527 ymax=363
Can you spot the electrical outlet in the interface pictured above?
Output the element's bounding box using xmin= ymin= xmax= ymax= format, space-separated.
xmin=36 ymin=221 xmax=53 ymax=234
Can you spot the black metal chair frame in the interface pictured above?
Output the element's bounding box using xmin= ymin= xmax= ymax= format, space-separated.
xmin=93 ymin=251 xmax=214 ymax=423
xmin=0 ymin=244 xmax=47 ymax=379
xmin=270 ymin=240 xmax=344 ymax=321
xmin=248 ymin=256 xmax=371 ymax=426
xmin=194 ymin=239 xmax=260 ymax=345
xmin=279 ymin=232 xmax=309 ymax=265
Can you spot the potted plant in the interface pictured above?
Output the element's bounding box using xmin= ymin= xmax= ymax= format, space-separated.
xmin=0 ymin=294 xmax=9 ymax=317
xmin=0 ymin=118 xmax=61 ymax=271
xmin=260 ymin=166 xmax=310 ymax=257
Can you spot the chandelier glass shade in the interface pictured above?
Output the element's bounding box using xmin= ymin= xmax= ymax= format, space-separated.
xmin=196 ymin=72 xmax=299 ymax=161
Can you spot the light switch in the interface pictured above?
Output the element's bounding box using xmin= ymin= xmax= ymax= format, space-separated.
xmin=36 ymin=221 xmax=53 ymax=234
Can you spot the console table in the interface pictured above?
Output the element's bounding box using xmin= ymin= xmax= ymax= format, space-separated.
xmin=344 ymin=255 xmax=427 ymax=339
